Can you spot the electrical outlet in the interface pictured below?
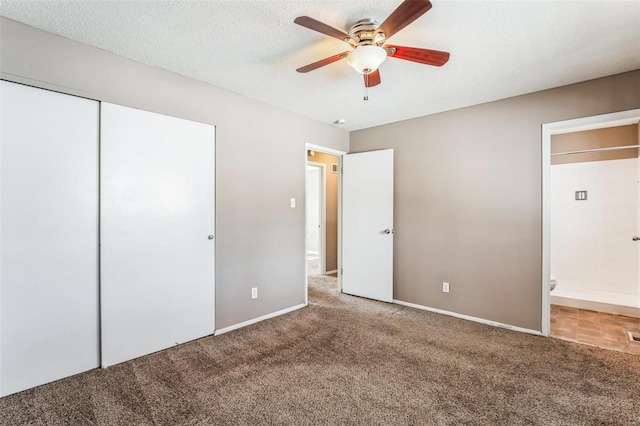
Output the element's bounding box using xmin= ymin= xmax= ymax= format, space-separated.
xmin=251 ymin=287 xmax=258 ymax=299
xmin=443 ymin=282 xmax=450 ymax=293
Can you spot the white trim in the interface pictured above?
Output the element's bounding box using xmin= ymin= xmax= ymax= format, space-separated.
xmin=544 ymin=110 xmax=640 ymax=135
xmin=393 ymin=299 xmax=543 ymax=337
xmin=213 ymin=303 xmax=306 ymax=336
xmin=325 ymin=269 xmax=338 ymax=274
xmin=542 ymin=123 xmax=552 ymax=337
xmin=307 ymin=161 xmax=326 ymax=275
xmin=304 ymin=146 xmax=308 ymax=306
xmin=337 ymin=154 xmax=343 ymax=294
xmin=307 ymin=143 xmax=347 ymax=157
xmin=211 ymin=126 xmax=216 ymax=334
xmin=551 ymin=296 xmax=640 ymax=318
xmin=541 ymin=109 xmax=640 ymax=337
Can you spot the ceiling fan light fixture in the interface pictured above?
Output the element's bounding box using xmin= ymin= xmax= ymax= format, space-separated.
xmin=346 ymin=45 xmax=387 ymax=74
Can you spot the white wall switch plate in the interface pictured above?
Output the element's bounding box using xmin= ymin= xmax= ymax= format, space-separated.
xmin=251 ymin=287 xmax=258 ymax=299
xmin=290 ymin=198 xmax=296 ymax=208
xmin=443 ymin=282 xmax=450 ymax=293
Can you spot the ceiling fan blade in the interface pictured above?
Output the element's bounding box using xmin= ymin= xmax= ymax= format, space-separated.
xmin=294 ymin=16 xmax=351 ymax=43
xmin=386 ymin=45 xmax=450 ymax=66
xmin=296 ymin=52 xmax=349 ymax=73
xmin=364 ymin=69 xmax=381 ymax=87
xmin=375 ymin=0 xmax=433 ymax=40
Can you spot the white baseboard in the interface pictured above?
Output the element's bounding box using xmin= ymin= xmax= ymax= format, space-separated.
xmin=214 ymin=303 xmax=306 ymax=336
xmin=551 ymin=295 xmax=640 ymax=318
xmin=393 ymin=299 xmax=543 ymax=337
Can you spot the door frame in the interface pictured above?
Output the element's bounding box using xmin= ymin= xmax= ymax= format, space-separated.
xmin=541 ymin=108 xmax=640 ymax=336
xmin=304 ymin=143 xmax=347 ymax=305
xmin=307 ymin=161 xmax=326 ymax=276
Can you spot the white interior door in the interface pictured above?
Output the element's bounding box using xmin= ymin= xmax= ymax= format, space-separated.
xmin=0 ymin=81 xmax=99 ymax=396
xmin=342 ymin=149 xmax=394 ymax=302
xmin=100 ymin=103 xmax=215 ymax=367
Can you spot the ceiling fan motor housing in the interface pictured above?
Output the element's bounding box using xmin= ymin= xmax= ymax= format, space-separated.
xmin=347 ymin=19 xmax=385 ymax=46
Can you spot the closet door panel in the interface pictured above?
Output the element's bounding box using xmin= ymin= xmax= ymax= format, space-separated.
xmin=100 ymin=103 xmax=215 ymax=367
xmin=0 ymin=81 xmax=99 ymax=397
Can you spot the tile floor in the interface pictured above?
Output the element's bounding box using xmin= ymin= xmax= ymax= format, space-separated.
xmin=550 ymin=304 xmax=640 ymax=355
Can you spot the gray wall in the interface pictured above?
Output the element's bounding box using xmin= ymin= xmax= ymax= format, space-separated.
xmin=350 ymin=70 xmax=640 ymax=332
xmin=0 ymin=18 xmax=349 ymax=330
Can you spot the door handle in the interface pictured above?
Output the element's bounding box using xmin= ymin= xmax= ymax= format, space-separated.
xmin=383 ymin=229 xmax=393 ymax=234
xmin=208 ymin=235 xmax=214 ymax=240
xmin=633 ymin=236 xmax=640 ymax=241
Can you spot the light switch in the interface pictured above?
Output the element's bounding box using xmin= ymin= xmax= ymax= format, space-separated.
xmin=290 ymin=198 xmax=296 ymax=208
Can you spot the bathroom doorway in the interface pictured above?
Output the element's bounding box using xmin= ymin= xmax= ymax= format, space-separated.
xmin=542 ymin=109 xmax=640 ymax=354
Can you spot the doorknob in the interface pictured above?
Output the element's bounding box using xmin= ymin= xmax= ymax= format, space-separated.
xmin=383 ymin=229 xmax=393 ymax=234
xmin=633 ymin=236 xmax=640 ymax=241
xmin=208 ymin=235 xmax=214 ymax=240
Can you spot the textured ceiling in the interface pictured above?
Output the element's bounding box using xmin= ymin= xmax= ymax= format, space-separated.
xmin=1 ymin=1 xmax=639 ymax=131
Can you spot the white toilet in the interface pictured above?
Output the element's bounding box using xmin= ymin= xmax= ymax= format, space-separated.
xmin=550 ymin=276 xmax=557 ymax=292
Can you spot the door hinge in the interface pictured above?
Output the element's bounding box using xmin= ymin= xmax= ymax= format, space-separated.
xmin=341 ymin=268 xmax=343 ymax=275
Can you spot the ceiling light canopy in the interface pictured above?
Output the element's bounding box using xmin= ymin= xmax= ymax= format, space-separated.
xmin=346 ymin=46 xmax=387 ymax=74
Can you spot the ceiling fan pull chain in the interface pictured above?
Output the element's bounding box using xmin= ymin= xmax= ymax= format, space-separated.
xmin=364 ymin=72 xmax=369 ymax=101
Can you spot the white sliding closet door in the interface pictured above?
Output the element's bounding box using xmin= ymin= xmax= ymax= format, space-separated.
xmin=0 ymin=81 xmax=100 ymax=397
xmin=100 ymin=103 xmax=215 ymax=367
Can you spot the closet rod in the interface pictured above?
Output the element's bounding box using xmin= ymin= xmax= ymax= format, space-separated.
xmin=551 ymin=144 xmax=640 ymax=156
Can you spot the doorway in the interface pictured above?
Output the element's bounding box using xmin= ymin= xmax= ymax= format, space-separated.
xmin=306 ymin=148 xmax=341 ymax=277
xmin=304 ymin=144 xmax=345 ymax=305
xmin=306 ymin=163 xmax=325 ymax=276
xmin=304 ymin=144 xmax=396 ymax=307
xmin=542 ymin=109 xmax=640 ymax=353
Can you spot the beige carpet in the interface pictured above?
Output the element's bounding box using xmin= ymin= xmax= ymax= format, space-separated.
xmin=1 ymin=275 xmax=639 ymax=425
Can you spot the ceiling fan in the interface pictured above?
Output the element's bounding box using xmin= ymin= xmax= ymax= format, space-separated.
xmin=294 ymin=0 xmax=450 ymax=99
